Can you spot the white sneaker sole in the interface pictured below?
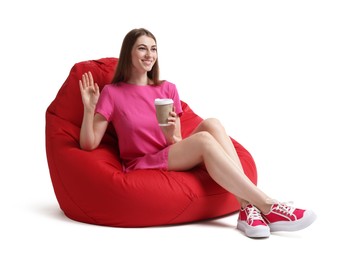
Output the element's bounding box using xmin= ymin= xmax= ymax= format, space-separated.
xmin=237 ymin=221 xmax=270 ymax=238
xmin=268 ymin=210 xmax=317 ymax=232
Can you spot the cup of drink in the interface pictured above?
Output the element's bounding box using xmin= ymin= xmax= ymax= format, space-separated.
xmin=154 ymin=98 xmax=174 ymax=126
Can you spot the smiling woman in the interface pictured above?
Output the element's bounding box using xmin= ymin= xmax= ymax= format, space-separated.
xmin=46 ymin=28 xmax=316 ymax=236
xmin=111 ymin=28 xmax=161 ymax=86
xmin=45 ymin=56 xmax=258 ymax=227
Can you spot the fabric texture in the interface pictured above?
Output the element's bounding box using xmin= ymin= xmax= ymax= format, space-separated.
xmin=45 ymin=57 xmax=258 ymax=227
xmin=96 ymin=81 xmax=183 ymax=172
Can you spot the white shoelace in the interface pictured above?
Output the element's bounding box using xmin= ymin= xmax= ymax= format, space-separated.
xmin=246 ymin=206 xmax=263 ymax=221
xmin=273 ymin=201 xmax=295 ymax=216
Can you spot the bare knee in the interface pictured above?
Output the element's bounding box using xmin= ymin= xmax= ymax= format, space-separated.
xmin=198 ymin=118 xmax=225 ymax=133
xmin=193 ymin=131 xmax=218 ymax=151
xmin=168 ymin=131 xmax=218 ymax=171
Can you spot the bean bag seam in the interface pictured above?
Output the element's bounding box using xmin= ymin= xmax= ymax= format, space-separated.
xmin=47 ymin=107 xmax=82 ymax=130
xmin=166 ymin=199 xmax=193 ymax=224
xmin=47 ymin=114 xmax=99 ymax=224
xmin=167 ymin=187 xmax=233 ymax=223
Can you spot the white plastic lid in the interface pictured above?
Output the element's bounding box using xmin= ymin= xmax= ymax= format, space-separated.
xmin=154 ymin=98 xmax=174 ymax=105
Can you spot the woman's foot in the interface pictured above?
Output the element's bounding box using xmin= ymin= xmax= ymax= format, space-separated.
xmin=262 ymin=202 xmax=317 ymax=232
xmin=237 ymin=204 xmax=270 ymax=238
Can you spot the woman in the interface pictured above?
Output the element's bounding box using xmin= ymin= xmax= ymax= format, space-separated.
xmin=79 ymin=28 xmax=316 ymax=238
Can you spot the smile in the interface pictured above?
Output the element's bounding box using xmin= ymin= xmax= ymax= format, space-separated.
xmin=142 ymin=59 xmax=153 ymax=64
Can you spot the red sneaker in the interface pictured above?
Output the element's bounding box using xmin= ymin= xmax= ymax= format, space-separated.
xmin=237 ymin=204 xmax=270 ymax=238
xmin=262 ymin=202 xmax=317 ymax=232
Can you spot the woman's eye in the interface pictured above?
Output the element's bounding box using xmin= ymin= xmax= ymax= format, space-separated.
xmin=151 ymin=48 xmax=157 ymax=52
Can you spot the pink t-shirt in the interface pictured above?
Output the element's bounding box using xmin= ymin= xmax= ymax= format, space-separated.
xmin=95 ymin=81 xmax=183 ymax=172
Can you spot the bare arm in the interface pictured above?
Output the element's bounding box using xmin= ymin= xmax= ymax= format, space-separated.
xmin=79 ymin=71 xmax=108 ymax=150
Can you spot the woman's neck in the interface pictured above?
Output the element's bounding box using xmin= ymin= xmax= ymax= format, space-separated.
xmin=127 ymin=73 xmax=149 ymax=86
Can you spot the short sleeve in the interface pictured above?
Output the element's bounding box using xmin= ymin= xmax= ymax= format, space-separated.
xmin=170 ymin=83 xmax=183 ymax=117
xmin=95 ymin=85 xmax=113 ymax=121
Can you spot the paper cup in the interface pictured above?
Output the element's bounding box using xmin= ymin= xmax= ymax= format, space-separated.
xmin=154 ymin=98 xmax=174 ymax=126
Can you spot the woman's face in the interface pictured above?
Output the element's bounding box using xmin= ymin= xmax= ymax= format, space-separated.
xmin=131 ymin=35 xmax=157 ymax=74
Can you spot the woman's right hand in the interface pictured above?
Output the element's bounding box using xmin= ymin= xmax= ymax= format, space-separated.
xmin=79 ymin=71 xmax=100 ymax=111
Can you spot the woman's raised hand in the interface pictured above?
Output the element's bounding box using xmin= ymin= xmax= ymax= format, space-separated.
xmin=79 ymin=71 xmax=100 ymax=111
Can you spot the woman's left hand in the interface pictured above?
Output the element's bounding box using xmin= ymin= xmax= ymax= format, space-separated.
xmin=160 ymin=111 xmax=182 ymax=145
xmin=167 ymin=111 xmax=178 ymax=126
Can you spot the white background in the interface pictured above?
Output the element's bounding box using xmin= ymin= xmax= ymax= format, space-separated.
xmin=1 ymin=0 xmax=347 ymax=259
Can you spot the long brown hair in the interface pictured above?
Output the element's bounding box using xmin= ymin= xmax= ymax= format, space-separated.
xmin=111 ymin=28 xmax=161 ymax=86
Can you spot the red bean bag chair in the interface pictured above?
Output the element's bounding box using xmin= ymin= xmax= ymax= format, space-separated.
xmin=45 ymin=57 xmax=257 ymax=227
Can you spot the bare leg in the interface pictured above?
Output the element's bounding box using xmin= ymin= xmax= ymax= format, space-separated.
xmin=191 ymin=119 xmax=243 ymax=168
xmin=168 ymin=119 xmax=273 ymax=213
xmin=190 ymin=118 xmax=252 ymax=207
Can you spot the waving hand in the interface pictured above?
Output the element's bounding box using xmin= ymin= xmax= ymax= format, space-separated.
xmin=79 ymin=71 xmax=100 ymax=111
